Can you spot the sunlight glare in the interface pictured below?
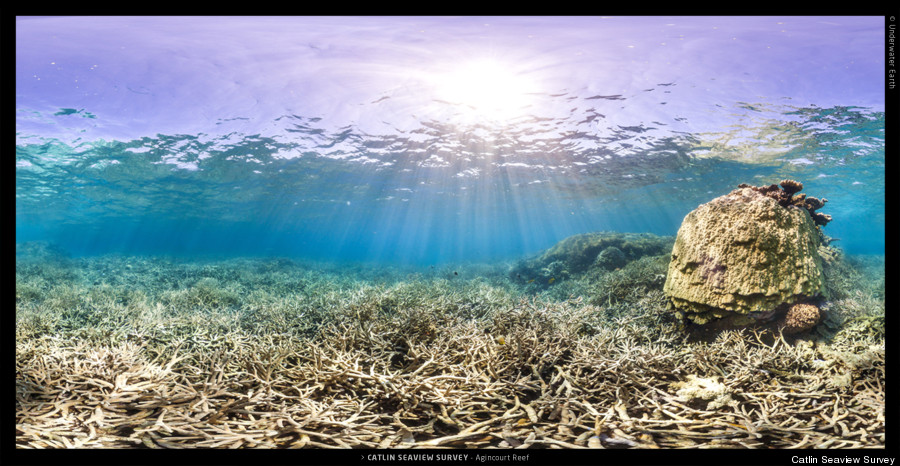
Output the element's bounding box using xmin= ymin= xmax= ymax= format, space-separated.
xmin=431 ymin=59 xmax=538 ymax=122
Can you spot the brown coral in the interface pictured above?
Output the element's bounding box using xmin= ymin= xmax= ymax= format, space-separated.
xmin=780 ymin=179 xmax=803 ymax=196
xmin=803 ymin=196 xmax=826 ymax=211
xmin=781 ymin=303 xmax=821 ymax=334
xmin=735 ymin=181 xmax=831 ymax=227
xmin=811 ymin=212 xmax=832 ymax=227
xmin=738 ymin=182 xmax=792 ymax=206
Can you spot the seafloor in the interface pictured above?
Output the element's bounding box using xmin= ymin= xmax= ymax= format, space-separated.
xmin=15 ymin=239 xmax=884 ymax=449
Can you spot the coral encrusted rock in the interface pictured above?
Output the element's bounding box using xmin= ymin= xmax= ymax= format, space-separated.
xmin=664 ymin=183 xmax=826 ymax=325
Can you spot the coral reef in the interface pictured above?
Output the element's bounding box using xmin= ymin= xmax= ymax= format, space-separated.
xmin=594 ymin=246 xmax=627 ymax=271
xmin=509 ymin=232 xmax=673 ymax=290
xmin=15 ymin=248 xmax=884 ymax=449
xmin=737 ymin=180 xmax=831 ymax=227
xmin=664 ymin=182 xmax=826 ymax=327
xmin=15 ymin=240 xmax=72 ymax=262
xmin=670 ymin=375 xmax=738 ymax=410
xmin=780 ymin=303 xmax=821 ymax=334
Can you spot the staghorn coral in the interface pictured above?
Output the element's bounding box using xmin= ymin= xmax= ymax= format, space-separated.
xmin=670 ymin=375 xmax=739 ymax=410
xmin=14 ymin=252 xmax=885 ymax=449
xmin=780 ymin=303 xmax=821 ymax=334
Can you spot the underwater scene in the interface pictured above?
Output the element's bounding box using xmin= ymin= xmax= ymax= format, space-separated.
xmin=15 ymin=15 xmax=887 ymax=458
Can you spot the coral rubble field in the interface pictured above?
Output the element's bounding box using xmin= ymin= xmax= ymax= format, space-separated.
xmin=15 ymin=240 xmax=884 ymax=449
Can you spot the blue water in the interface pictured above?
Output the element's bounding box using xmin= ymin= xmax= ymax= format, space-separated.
xmin=16 ymin=16 xmax=886 ymax=264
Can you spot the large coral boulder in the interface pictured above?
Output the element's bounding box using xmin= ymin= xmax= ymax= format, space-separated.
xmin=664 ymin=181 xmax=827 ymax=326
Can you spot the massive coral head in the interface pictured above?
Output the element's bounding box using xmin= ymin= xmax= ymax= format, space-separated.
xmin=665 ymin=180 xmax=827 ymax=330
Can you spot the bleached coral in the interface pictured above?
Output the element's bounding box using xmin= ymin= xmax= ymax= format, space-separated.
xmin=670 ymin=374 xmax=739 ymax=410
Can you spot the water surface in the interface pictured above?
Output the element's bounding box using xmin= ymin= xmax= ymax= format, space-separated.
xmin=16 ymin=16 xmax=885 ymax=263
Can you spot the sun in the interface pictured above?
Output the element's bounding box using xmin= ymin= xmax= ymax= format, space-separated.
xmin=430 ymin=58 xmax=538 ymax=123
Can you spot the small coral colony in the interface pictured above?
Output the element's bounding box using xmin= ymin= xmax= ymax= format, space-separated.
xmin=16 ymin=180 xmax=884 ymax=448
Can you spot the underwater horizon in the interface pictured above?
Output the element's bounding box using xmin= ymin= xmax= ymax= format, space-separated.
xmin=15 ymin=15 xmax=888 ymax=455
xmin=16 ymin=16 xmax=885 ymax=264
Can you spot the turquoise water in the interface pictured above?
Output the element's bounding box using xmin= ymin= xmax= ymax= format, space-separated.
xmin=16 ymin=16 xmax=885 ymax=264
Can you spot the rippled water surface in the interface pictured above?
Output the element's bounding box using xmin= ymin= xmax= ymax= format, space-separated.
xmin=16 ymin=16 xmax=885 ymax=263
